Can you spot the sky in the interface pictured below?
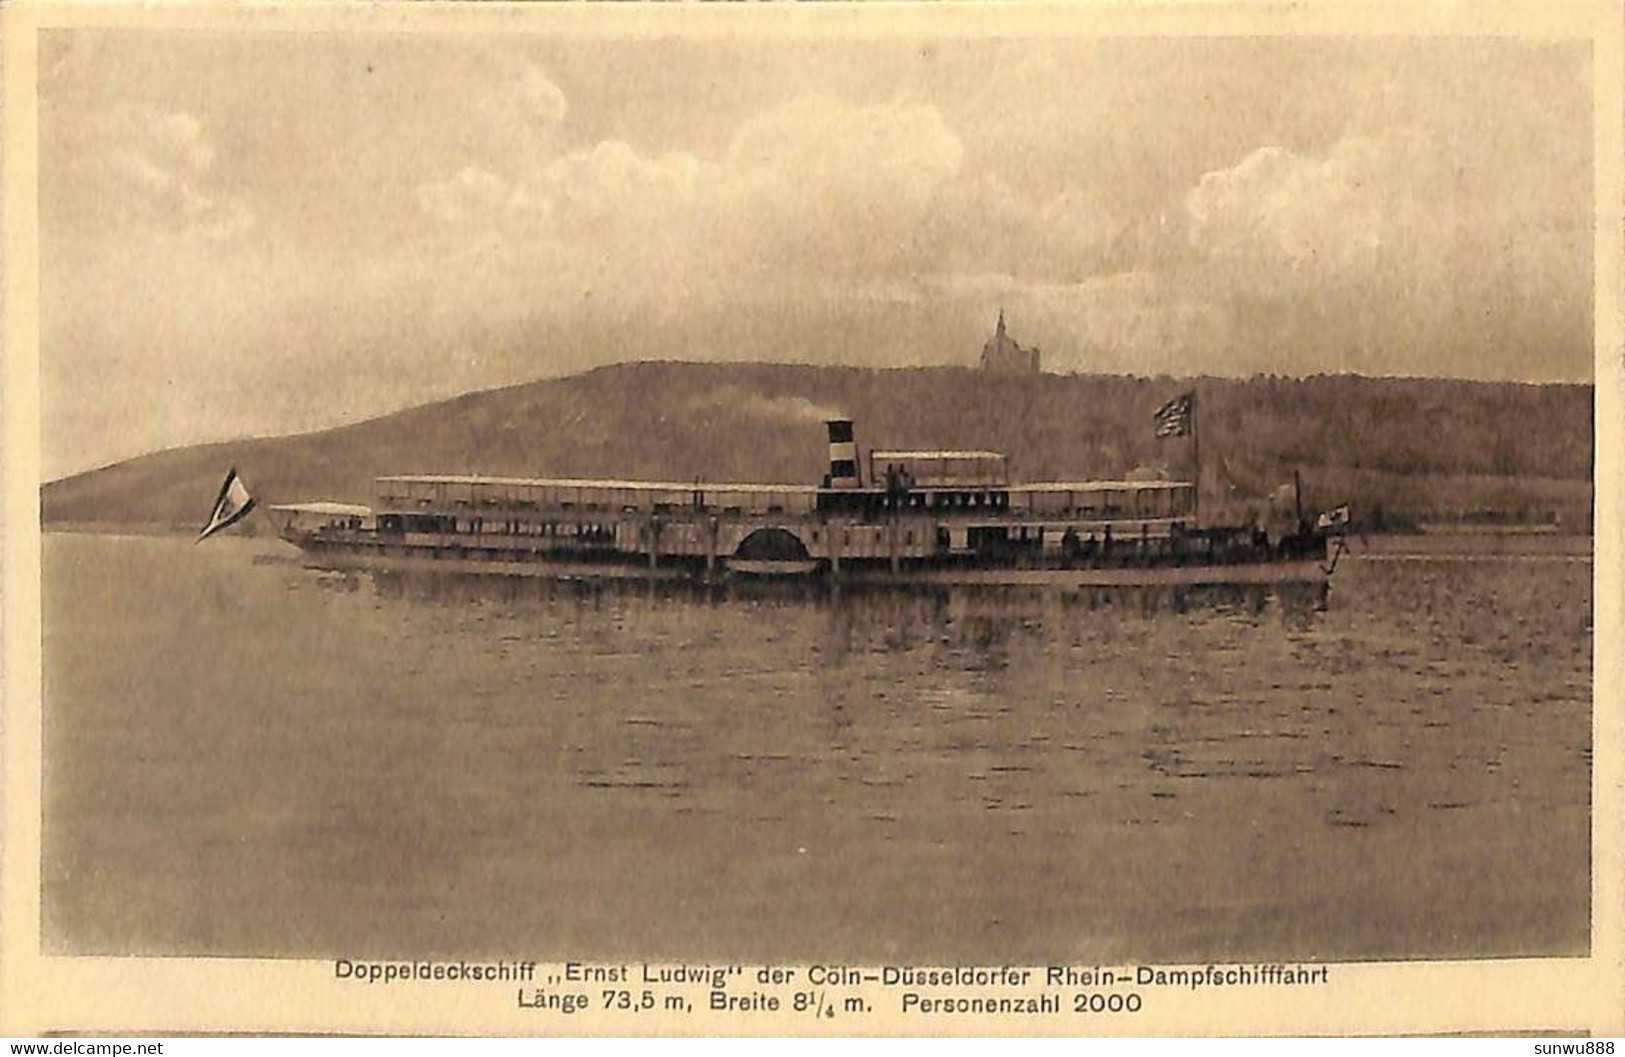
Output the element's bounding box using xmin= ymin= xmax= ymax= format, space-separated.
xmin=38 ymin=24 xmax=1595 ymax=480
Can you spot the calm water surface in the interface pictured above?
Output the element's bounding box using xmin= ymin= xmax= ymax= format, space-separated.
xmin=43 ymin=533 xmax=1592 ymax=963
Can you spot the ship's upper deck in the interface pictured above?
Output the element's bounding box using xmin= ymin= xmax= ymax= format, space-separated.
xmin=376 ymin=473 xmax=1192 ymax=495
xmin=375 ymin=473 xmax=1195 ymax=521
xmin=377 ymin=474 xmax=823 ymax=516
xmin=377 ymin=473 xmax=820 ymax=494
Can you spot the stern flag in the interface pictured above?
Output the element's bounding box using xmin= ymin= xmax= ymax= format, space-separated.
xmin=197 ymin=468 xmax=257 ymax=543
xmin=1153 ymin=392 xmax=1193 ymax=438
xmin=1315 ymin=504 xmax=1352 ymax=532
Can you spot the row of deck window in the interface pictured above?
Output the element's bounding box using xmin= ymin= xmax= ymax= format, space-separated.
xmin=377 ymin=483 xmax=1192 ymax=519
xmin=380 ymin=514 xmax=618 ymax=540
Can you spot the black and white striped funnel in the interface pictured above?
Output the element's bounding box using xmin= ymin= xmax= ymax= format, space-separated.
xmin=826 ymin=419 xmax=861 ymax=489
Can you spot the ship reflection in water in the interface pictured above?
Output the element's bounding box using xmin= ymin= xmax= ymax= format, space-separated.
xmin=45 ymin=533 xmax=1591 ymax=965
xmin=332 ymin=563 xmax=1328 ymax=624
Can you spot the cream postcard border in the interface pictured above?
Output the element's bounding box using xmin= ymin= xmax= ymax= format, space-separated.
xmin=2 ymin=0 xmax=1621 ymax=1037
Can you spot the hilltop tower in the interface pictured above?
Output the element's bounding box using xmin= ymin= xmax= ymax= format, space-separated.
xmin=979 ymin=309 xmax=1041 ymax=374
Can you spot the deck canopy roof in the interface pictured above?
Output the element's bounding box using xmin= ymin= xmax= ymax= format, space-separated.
xmin=868 ymin=450 xmax=1006 ymax=461
xmin=1007 ymin=481 xmax=1193 ymax=493
xmin=267 ymin=502 xmax=375 ymax=516
xmin=377 ymin=474 xmax=820 ymax=495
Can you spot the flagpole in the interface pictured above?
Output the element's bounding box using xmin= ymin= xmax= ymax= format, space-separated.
xmin=1191 ymin=389 xmax=1200 ymax=525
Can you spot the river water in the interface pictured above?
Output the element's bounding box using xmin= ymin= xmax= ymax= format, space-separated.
xmin=41 ymin=532 xmax=1592 ymax=964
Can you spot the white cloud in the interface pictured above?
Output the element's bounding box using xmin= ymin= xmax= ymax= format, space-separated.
xmin=422 ymin=142 xmax=710 ymax=233
xmin=1160 ymin=127 xmax=1592 ymax=375
xmin=418 ymin=166 xmax=532 ymax=225
xmin=403 ymin=80 xmax=1586 ymax=382
xmin=514 ymin=61 xmax=568 ymax=129
xmin=1184 ymin=132 xmax=1437 ymax=283
xmin=89 ymin=103 xmax=254 ymax=242
xmin=538 ymin=140 xmax=711 ymax=227
xmin=412 ymin=93 xmax=973 ymax=297
xmin=898 ymin=119 xmax=1592 ymax=377
xmin=472 ymin=58 xmax=569 ymax=154
xmin=145 ymin=108 xmax=215 ymax=171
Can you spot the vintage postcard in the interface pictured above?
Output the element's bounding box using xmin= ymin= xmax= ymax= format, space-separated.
xmin=2 ymin=0 xmax=1621 ymax=1038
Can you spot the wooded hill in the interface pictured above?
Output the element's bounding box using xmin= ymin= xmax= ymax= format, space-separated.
xmin=42 ymin=362 xmax=1594 ymax=533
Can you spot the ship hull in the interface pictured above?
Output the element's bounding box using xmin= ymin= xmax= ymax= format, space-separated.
xmin=832 ymin=560 xmax=1330 ymax=587
xmin=283 ymin=535 xmax=1332 ymax=588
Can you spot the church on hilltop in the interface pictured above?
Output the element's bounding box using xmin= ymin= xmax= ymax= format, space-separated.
xmin=979 ymin=310 xmax=1042 ymax=374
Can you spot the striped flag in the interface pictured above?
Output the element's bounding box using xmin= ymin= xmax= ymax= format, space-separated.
xmin=197 ymin=467 xmax=257 ymax=542
xmin=1153 ymin=392 xmax=1193 ymax=438
xmin=1315 ymin=504 xmax=1352 ymax=532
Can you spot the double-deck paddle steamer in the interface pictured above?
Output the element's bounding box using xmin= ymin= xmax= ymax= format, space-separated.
xmin=261 ymin=416 xmax=1344 ymax=588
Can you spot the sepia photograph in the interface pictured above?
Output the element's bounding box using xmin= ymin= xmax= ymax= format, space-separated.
xmin=3 ymin=0 xmax=1621 ymax=1038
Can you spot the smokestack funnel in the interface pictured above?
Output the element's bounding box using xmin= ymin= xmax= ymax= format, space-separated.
xmin=826 ymin=419 xmax=861 ymax=489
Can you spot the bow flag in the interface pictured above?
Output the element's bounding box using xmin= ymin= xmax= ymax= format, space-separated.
xmin=1153 ymin=392 xmax=1193 ymax=438
xmin=197 ymin=468 xmax=257 ymax=543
